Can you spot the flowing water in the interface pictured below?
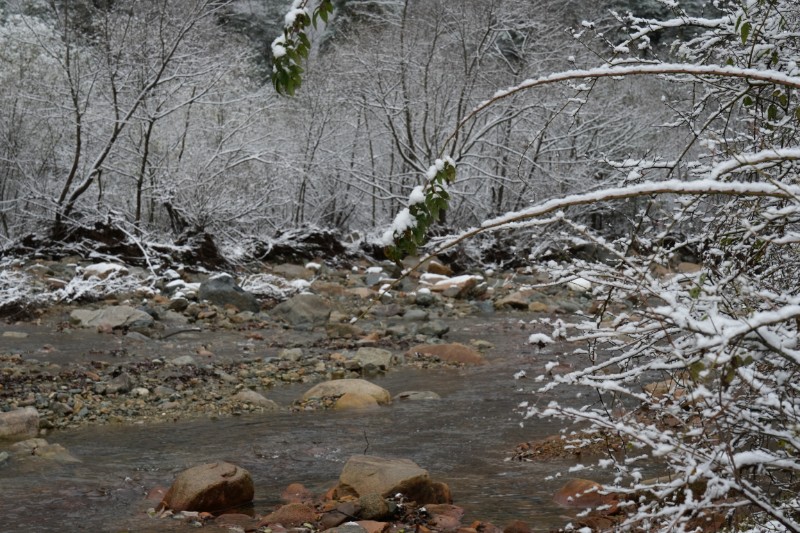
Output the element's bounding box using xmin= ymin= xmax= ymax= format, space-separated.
xmin=0 ymin=314 xmax=593 ymax=532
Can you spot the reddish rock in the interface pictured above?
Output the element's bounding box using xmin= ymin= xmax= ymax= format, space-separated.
xmin=162 ymin=462 xmax=254 ymax=512
xmin=426 ymin=260 xmax=453 ymax=276
xmin=425 ymin=504 xmax=464 ymax=531
xmin=258 ymin=502 xmax=317 ymax=527
xmin=503 ymin=520 xmax=530 ymax=533
xmin=357 ymin=520 xmax=390 ymax=533
xmin=474 ymin=522 xmax=504 ymax=533
xmin=553 ymin=478 xmax=616 ymax=509
xmin=405 ymin=343 xmax=486 ymax=365
xmin=281 ymin=482 xmax=315 ymax=504
xmin=215 ymin=513 xmax=260 ymax=530
xmin=145 ymin=486 xmax=168 ymax=502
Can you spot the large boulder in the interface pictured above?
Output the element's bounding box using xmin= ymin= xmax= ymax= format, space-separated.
xmin=271 ymin=293 xmax=332 ymax=329
xmin=335 ymin=455 xmax=452 ymax=505
xmin=198 ymin=274 xmax=260 ymax=313
xmin=302 ymin=379 xmax=391 ymax=405
xmin=70 ymin=305 xmax=154 ymax=329
xmin=162 ymin=462 xmax=254 ymax=512
xmin=0 ymin=407 xmax=39 ymax=441
xmin=405 ymin=343 xmax=487 ymax=365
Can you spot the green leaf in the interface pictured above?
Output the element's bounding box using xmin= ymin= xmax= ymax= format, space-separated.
xmin=743 ymin=95 xmax=753 ymax=106
xmin=741 ymin=21 xmax=751 ymax=44
xmin=689 ymin=361 xmax=705 ymax=381
xmin=768 ymin=103 xmax=778 ymax=121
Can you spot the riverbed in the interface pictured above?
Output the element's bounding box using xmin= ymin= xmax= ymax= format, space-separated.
xmin=1 ymin=313 xmax=593 ymax=532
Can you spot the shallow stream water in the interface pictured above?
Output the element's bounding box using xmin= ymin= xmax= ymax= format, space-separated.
xmin=1 ymin=314 xmax=593 ymax=532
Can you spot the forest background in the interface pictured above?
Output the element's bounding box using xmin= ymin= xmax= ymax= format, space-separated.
xmin=0 ymin=0 xmax=698 ymax=253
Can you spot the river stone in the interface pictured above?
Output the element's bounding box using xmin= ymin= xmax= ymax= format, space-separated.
xmin=198 ymin=273 xmax=260 ymax=313
xmin=417 ymin=320 xmax=449 ymax=338
xmin=406 ymin=343 xmax=486 ymax=365
xmin=302 ymin=379 xmax=391 ymax=405
xmin=280 ymin=482 xmax=315 ymax=504
xmin=403 ymin=309 xmax=429 ymax=321
xmin=414 ymin=289 xmax=435 ymax=306
xmin=2 ymin=331 xmax=29 ymax=339
xmin=425 ymin=504 xmax=465 ymax=530
xmin=335 ymin=455 xmax=452 ymax=505
xmin=106 ymin=372 xmax=133 ymax=394
xmin=393 ymin=391 xmax=441 ymax=401
xmin=494 ymin=291 xmax=533 ymax=309
xmin=271 ymin=293 xmax=332 ymax=329
xmin=70 ymin=305 xmax=154 ymax=329
xmin=10 ymin=438 xmax=80 ymax=463
xmin=274 ymin=263 xmax=314 ymax=280
xmin=231 ymin=390 xmax=280 ymax=410
xmin=258 ymin=502 xmax=317 ymax=527
xmin=504 ymin=520 xmax=532 ymax=533
xmin=334 ymin=392 xmax=379 ymax=410
xmin=429 ymin=275 xmax=483 ymax=299
xmin=170 ymin=355 xmax=197 ymax=366
xmin=0 ymin=407 xmax=39 ymax=441
xmin=353 ymin=347 xmax=394 ymax=370
xmin=162 ymin=461 xmax=254 ymax=512
xmin=358 ymin=493 xmax=390 ymax=520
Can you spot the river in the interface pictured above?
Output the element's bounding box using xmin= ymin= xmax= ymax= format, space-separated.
xmin=1 ymin=313 xmax=593 ymax=532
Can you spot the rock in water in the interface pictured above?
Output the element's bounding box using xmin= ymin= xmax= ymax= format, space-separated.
xmin=335 ymin=455 xmax=452 ymax=505
xmin=162 ymin=462 xmax=254 ymax=512
xmin=0 ymin=407 xmax=39 ymax=441
xmin=405 ymin=343 xmax=486 ymax=365
xmin=198 ymin=274 xmax=260 ymax=313
xmin=302 ymin=379 xmax=391 ymax=405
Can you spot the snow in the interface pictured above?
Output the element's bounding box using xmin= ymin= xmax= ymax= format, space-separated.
xmin=82 ymin=262 xmax=128 ymax=279
xmin=271 ymin=35 xmax=287 ymax=59
xmin=433 ymin=274 xmax=483 ymax=286
xmin=567 ymin=277 xmax=592 ymax=292
xmin=529 ymin=333 xmax=555 ymax=345
xmin=476 ymin=63 xmax=800 ymax=116
xmin=380 ymin=207 xmax=417 ymax=246
xmin=419 ymin=273 xmax=450 ymax=285
xmin=284 ymin=7 xmax=308 ymax=27
xmin=409 ymin=186 xmax=426 ymax=205
xmin=240 ymin=273 xmax=303 ymax=300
